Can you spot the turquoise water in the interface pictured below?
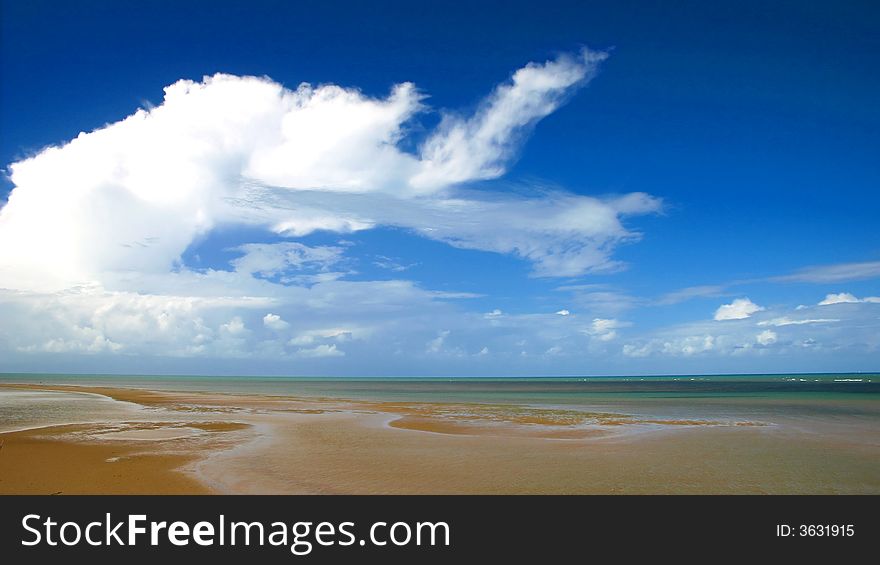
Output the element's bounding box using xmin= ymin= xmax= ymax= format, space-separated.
xmin=0 ymin=372 xmax=876 ymax=404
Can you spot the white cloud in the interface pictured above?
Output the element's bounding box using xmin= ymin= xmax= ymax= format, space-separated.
xmin=19 ymin=329 xmax=123 ymax=355
xmin=623 ymin=335 xmax=715 ymax=357
xmin=819 ymin=292 xmax=859 ymax=305
xmin=262 ymin=313 xmax=289 ymax=330
xmin=679 ymin=335 xmax=715 ymax=355
xmin=288 ymin=327 xmax=357 ymax=346
xmin=757 ymin=317 xmax=838 ymax=327
xmin=714 ymin=298 xmax=764 ymax=321
xmin=411 ymin=48 xmax=607 ymax=191
xmin=586 ymin=317 xmax=628 ymax=341
xmin=372 ymin=255 xmax=415 ymax=272
xmin=231 ymin=242 xmax=345 ymax=278
xmin=0 ymin=289 xmax=276 ymax=358
xmin=756 ymin=329 xmax=777 ymax=346
xmin=620 ymin=343 xmax=651 ymax=358
xmin=294 ymin=344 xmax=344 ymax=358
xmin=818 ymin=292 xmax=880 ymax=305
xmin=220 ymin=316 xmax=246 ymax=335
xmin=426 ymin=330 xmax=450 ymax=353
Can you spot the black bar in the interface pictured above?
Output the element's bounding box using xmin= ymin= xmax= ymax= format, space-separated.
xmin=0 ymin=495 xmax=874 ymax=562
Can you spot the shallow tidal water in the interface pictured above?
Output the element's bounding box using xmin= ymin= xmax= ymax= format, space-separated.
xmin=1 ymin=373 xmax=878 ymax=494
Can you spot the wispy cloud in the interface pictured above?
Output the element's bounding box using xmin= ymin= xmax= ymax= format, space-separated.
xmin=554 ymin=285 xmax=641 ymax=315
xmin=294 ymin=343 xmax=345 ymax=358
xmin=656 ymin=285 xmax=727 ymax=305
xmin=770 ymin=260 xmax=880 ymax=283
xmin=372 ymin=255 xmax=416 ymax=272
xmin=412 ymin=48 xmax=608 ymax=190
xmin=757 ymin=317 xmax=839 ymax=327
xmin=654 ymin=259 xmax=880 ymax=306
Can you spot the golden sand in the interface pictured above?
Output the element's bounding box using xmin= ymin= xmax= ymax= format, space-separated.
xmin=0 ymin=424 xmax=210 ymax=494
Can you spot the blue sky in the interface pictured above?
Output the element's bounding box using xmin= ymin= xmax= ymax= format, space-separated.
xmin=0 ymin=0 xmax=878 ymax=375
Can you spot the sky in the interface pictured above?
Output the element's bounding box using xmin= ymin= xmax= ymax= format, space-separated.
xmin=0 ymin=0 xmax=878 ymax=376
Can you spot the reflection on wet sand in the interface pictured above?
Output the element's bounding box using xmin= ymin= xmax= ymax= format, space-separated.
xmin=0 ymin=383 xmax=877 ymax=494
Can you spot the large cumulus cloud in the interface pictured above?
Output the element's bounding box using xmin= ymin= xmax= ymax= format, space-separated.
xmin=0 ymin=48 xmax=659 ymax=293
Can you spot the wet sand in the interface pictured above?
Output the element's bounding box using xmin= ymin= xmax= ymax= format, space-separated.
xmin=1 ymin=383 xmax=878 ymax=494
xmin=0 ymin=424 xmax=210 ymax=494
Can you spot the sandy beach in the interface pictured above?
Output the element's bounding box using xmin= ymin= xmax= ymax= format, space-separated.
xmin=1 ymin=382 xmax=878 ymax=494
